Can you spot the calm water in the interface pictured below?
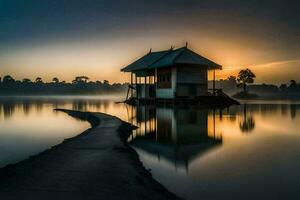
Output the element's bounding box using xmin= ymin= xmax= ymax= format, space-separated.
xmin=1 ymin=96 xmax=300 ymax=199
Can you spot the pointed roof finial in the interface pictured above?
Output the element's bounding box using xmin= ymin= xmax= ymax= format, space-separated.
xmin=185 ymin=42 xmax=188 ymax=47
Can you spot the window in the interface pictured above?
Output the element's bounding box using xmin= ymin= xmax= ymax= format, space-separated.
xmin=157 ymin=73 xmax=172 ymax=88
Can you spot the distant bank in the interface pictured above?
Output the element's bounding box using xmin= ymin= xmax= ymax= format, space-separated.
xmin=0 ymin=109 xmax=180 ymax=200
xmin=0 ymin=75 xmax=128 ymax=95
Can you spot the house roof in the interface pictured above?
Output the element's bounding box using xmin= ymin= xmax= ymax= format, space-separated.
xmin=121 ymin=49 xmax=170 ymax=72
xmin=130 ymin=137 xmax=222 ymax=166
xmin=121 ymin=46 xmax=222 ymax=72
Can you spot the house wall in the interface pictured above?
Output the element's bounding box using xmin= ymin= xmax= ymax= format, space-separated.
xmin=155 ymin=65 xmax=208 ymax=98
xmin=176 ymin=65 xmax=208 ymax=97
xmin=156 ymin=67 xmax=177 ymax=99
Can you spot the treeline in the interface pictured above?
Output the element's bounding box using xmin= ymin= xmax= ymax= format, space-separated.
xmin=248 ymin=80 xmax=300 ymax=97
xmin=210 ymin=76 xmax=300 ymax=98
xmin=0 ymin=75 xmax=128 ymax=95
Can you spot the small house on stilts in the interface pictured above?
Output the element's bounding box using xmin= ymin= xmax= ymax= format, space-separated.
xmin=121 ymin=45 xmax=239 ymax=107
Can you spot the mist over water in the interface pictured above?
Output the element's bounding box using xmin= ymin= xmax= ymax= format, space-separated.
xmin=0 ymin=96 xmax=300 ymax=199
xmin=0 ymin=95 xmax=123 ymax=168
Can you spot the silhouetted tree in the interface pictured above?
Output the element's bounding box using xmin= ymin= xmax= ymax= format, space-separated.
xmin=81 ymin=76 xmax=89 ymax=83
xmin=103 ymin=80 xmax=109 ymax=85
xmin=227 ymin=76 xmax=236 ymax=82
xmin=72 ymin=76 xmax=89 ymax=84
xmin=52 ymin=77 xmax=59 ymax=84
xmin=237 ymin=68 xmax=256 ymax=94
xmin=289 ymin=80 xmax=297 ymax=89
xmin=35 ymin=77 xmax=43 ymax=83
xmin=22 ymin=78 xmax=32 ymax=83
xmin=3 ymin=75 xmax=15 ymax=84
xmin=279 ymin=84 xmax=287 ymax=92
xmin=0 ymin=75 xmax=127 ymax=95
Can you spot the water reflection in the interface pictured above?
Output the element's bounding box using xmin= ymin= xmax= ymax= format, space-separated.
xmin=1 ymin=101 xmax=15 ymax=119
xmin=0 ymin=97 xmax=116 ymax=120
xmin=0 ymin=97 xmax=92 ymax=168
xmin=125 ymin=103 xmax=300 ymax=199
xmin=1 ymin=97 xmax=300 ymax=199
xmin=290 ymin=104 xmax=298 ymax=119
xmin=239 ymin=104 xmax=255 ymax=133
xmin=128 ymin=106 xmax=222 ymax=173
xmin=2 ymin=97 xmax=300 ymax=121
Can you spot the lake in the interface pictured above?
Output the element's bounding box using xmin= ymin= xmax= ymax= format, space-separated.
xmin=0 ymin=96 xmax=300 ymax=199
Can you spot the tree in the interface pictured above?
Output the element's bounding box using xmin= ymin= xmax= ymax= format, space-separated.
xmin=72 ymin=76 xmax=89 ymax=84
xmin=35 ymin=77 xmax=43 ymax=83
xmin=289 ymin=80 xmax=297 ymax=89
xmin=279 ymin=84 xmax=287 ymax=92
xmin=22 ymin=78 xmax=32 ymax=83
xmin=3 ymin=75 xmax=15 ymax=84
xmin=52 ymin=77 xmax=59 ymax=84
xmin=227 ymin=76 xmax=236 ymax=82
xmin=103 ymin=80 xmax=109 ymax=85
xmin=80 ymin=76 xmax=89 ymax=83
xmin=237 ymin=68 xmax=256 ymax=94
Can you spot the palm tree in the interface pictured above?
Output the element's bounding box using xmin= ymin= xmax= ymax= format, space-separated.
xmin=237 ymin=68 xmax=256 ymax=94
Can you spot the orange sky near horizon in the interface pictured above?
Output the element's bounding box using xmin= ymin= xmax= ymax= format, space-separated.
xmin=1 ymin=35 xmax=299 ymax=85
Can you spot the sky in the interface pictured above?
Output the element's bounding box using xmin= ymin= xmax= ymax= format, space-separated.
xmin=0 ymin=0 xmax=299 ymax=84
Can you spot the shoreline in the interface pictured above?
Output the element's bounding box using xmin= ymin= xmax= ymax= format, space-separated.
xmin=0 ymin=109 xmax=180 ymax=200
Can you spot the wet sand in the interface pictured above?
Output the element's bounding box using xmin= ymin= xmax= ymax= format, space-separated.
xmin=0 ymin=109 xmax=180 ymax=200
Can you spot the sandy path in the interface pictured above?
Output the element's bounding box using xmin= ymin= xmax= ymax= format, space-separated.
xmin=0 ymin=109 xmax=180 ymax=200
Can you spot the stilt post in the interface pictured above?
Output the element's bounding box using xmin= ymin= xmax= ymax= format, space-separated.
xmin=155 ymin=68 xmax=158 ymax=98
xmin=213 ymin=70 xmax=216 ymax=95
xmin=144 ymin=76 xmax=147 ymax=99
xmin=130 ymin=73 xmax=133 ymax=97
xmin=135 ymin=74 xmax=138 ymax=98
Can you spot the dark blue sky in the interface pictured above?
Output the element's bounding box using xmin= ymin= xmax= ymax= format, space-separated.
xmin=0 ymin=0 xmax=299 ymax=48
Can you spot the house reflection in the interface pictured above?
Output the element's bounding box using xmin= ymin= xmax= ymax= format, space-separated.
xmin=128 ymin=106 xmax=222 ymax=173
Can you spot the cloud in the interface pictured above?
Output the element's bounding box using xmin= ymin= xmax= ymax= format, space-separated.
xmin=251 ymin=59 xmax=300 ymax=69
